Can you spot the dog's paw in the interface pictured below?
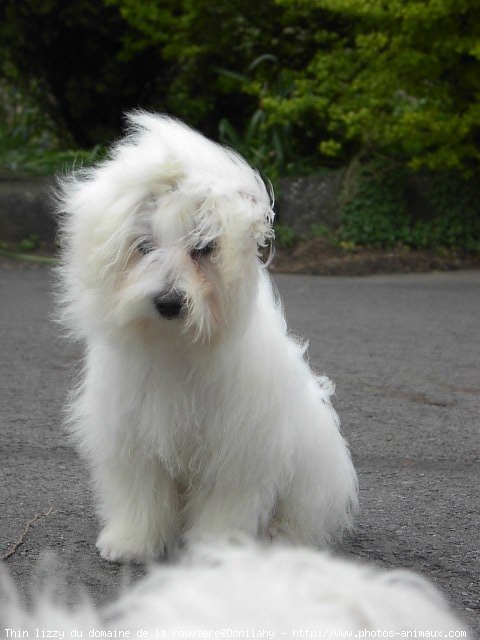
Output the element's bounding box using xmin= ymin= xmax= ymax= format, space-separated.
xmin=96 ymin=527 xmax=165 ymax=564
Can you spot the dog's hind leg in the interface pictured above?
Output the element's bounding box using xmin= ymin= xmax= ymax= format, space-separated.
xmin=269 ymin=436 xmax=358 ymax=548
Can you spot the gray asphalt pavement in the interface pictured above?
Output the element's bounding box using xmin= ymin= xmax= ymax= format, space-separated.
xmin=1 ymin=261 xmax=479 ymax=631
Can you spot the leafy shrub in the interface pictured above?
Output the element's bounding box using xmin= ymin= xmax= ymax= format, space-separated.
xmin=219 ymin=111 xmax=296 ymax=181
xmin=274 ymin=223 xmax=298 ymax=248
xmin=217 ymin=56 xmax=309 ymax=180
xmin=270 ymin=0 xmax=480 ymax=172
xmin=0 ymin=80 xmax=105 ymax=175
xmin=340 ymin=163 xmax=480 ymax=252
xmin=17 ymin=235 xmax=39 ymax=251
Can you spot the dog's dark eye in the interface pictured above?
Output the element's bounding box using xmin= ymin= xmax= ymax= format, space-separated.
xmin=191 ymin=241 xmax=216 ymax=257
xmin=137 ymin=238 xmax=156 ymax=255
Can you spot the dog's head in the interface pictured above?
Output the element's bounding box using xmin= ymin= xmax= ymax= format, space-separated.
xmin=57 ymin=112 xmax=275 ymax=345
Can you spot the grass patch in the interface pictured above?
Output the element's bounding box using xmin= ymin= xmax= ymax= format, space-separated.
xmin=0 ymin=237 xmax=56 ymax=264
xmin=0 ymin=140 xmax=105 ymax=176
xmin=0 ymin=249 xmax=56 ymax=264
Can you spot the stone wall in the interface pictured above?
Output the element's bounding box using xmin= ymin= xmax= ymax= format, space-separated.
xmin=0 ymin=171 xmax=346 ymax=248
xmin=0 ymin=175 xmax=57 ymax=249
xmin=275 ymin=170 xmax=345 ymax=234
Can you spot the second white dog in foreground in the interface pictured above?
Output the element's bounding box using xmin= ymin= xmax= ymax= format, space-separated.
xmin=0 ymin=543 xmax=470 ymax=637
xmin=57 ymin=112 xmax=358 ymax=563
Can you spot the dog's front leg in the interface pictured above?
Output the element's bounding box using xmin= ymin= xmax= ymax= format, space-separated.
xmin=92 ymin=452 xmax=178 ymax=563
xmin=182 ymin=480 xmax=274 ymax=545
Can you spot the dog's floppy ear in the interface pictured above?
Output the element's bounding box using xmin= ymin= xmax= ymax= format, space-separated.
xmin=251 ymin=170 xmax=275 ymax=247
xmin=251 ymin=211 xmax=274 ymax=248
xmin=258 ymin=170 xmax=275 ymax=209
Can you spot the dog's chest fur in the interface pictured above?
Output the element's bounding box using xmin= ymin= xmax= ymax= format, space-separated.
xmin=102 ymin=336 xmax=240 ymax=478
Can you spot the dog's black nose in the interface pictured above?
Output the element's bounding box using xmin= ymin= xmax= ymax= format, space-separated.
xmin=154 ymin=293 xmax=184 ymax=319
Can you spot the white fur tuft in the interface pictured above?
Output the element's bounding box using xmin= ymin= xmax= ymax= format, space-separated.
xmin=0 ymin=543 xmax=470 ymax=636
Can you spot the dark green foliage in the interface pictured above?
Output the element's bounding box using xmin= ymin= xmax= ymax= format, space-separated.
xmin=0 ymin=0 xmax=167 ymax=146
xmin=274 ymin=223 xmax=298 ymax=248
xmin=271 ymin=0 xmax=480 ymax=172
xmin=1 ymin=0 xmax=479 ymax=251
xmin=3 ymin=0 xmax=480 ymax=173
xmin=17 ymin=234 xmax=39 ymax=251
xmin=0 ymin=79 xmax=105 ymax=174
xmin=106 ymin=0 xmax=324 ymax=141
xmin=216 ymin=57 xmax=308 ymax=180
xmin=340 ymin=164 xmax=480 ymax=251
xmin=341 ymin=166 xmax=410 ymax=248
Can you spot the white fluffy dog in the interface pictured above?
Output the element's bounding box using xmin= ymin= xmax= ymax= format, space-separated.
xmin=56 ymin=112 xmax=358 ymax=563
xmin=1 ymin=543 xmax=470 ymax=636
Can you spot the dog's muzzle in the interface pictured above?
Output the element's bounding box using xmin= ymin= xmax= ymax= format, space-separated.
xmin=154 ymin=292 xmax=185 ymax=319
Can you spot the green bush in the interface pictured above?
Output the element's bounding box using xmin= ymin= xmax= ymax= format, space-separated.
xmin=0 ymin=138 xmax=105 ymax=176
xmin=268 ymin=0 xmax=480 ymax=172
xmin=340 ymin=163 xmax=480 ymax=252
xmin=3 ymin=0 xmax=480 ymax=176
xmin=0 ymin=0 xmax=163 ymax=147
xmin=0 ymin=79 xmax=105 ymax=175
xmin=274 ymin=223 xmax=298 ymax=248
xmin=217 ymin=56 xmax=308 ymax=180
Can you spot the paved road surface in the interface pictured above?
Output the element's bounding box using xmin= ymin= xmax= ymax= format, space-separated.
xmin=1 ymin=261 xmax=479 ymax=631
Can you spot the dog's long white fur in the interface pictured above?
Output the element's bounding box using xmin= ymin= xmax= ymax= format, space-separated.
xmin=0 ymin=543 xmax=470 ymax=636
xmin=56 ymin=113 xmax=358 ymax=563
